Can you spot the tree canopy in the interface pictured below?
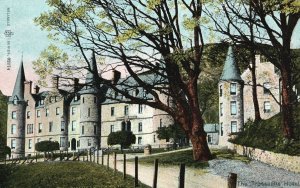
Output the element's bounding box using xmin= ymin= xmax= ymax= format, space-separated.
xmin=107 ymin=131 xmax=136 ymax=150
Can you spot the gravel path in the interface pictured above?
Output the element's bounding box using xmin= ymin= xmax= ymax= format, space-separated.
xmin=208 ymin=159 xmax=300 ymax=188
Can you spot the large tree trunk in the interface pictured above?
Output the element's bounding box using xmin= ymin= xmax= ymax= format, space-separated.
xmin=190 ymin=131 xmax=212 ymax=161
xmin=281 ymin=62 xmax=294 ymax=139
xmin=250 ymin=54 xmax=261 ymax=122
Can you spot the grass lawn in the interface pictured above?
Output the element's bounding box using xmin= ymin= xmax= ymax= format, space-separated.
xmin=0 ymin=162 xmax=150 ymax=188
xmin=130 ymin=148 xmax=249 ymax=168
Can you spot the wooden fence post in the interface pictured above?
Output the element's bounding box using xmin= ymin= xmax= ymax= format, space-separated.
xmin=107 ymin=153 xmax=110 ymax=169
xmin=153 ymin=159 xmax=159 ymax=188
xmin=97 ymin=150 xmax=99 ymax=164
xmin=102 ymin=152 xmax=104 ymax=165
xmin=114 ymin=152 xmax=117 ymax=172
xmin=228 ymin=173 xmax=237 ymax=188
xmin=83 ymin=155 xmax=85 ymax=161
xmin=123 ymin=154 xmax=126 ymax=179
xmin=35 ymin=153 xmax=37 ymax=163
xmin=135 ymin=156 xmax=139 ymax=187
xmin=179 ymin=163 xmax=185 ymax=188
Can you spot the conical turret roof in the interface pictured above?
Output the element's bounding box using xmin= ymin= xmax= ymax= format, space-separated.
xmin=9 ymin=60 xmax=26 ymax=102
xmin=220 ymin=46 xmax=243 ymax=82
xmin=79 ymin=51 xmax=99 ymax=94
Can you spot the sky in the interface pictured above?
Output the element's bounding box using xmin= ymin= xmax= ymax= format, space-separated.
xmin=0 ymin=0 xmax=300 ymax=96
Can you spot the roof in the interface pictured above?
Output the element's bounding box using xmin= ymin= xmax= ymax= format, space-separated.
xmin=220 ymin=46 xmax=243 ymax=82
xmin=79 ymin=51 xmax=100 ymax=95
xmin=9 ymin=60 xmax=26 ymax=102
xmin=204 ymin=124 xmax=219 ymax=133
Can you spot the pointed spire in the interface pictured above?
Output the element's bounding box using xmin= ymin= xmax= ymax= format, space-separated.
xmin=220 ymin=46 xmax=243 ymax=82
xmin=10 ymin=58 xmax=26 ymax=102
xmin=85 ymin=50 xmax=98 ymax=84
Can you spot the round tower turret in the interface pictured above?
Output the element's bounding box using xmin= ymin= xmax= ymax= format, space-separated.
xmin=218 ymin=46 xmax=244 ymax=147
xmin=7 ymin=61 xmax=26 ymax=158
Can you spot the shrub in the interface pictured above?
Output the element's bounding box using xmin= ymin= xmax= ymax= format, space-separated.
xmin=107 ymin=131 xmax=136 ymax=150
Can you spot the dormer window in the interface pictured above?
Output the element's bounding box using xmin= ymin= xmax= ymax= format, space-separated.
xmin=13 ymin=98 xmax=18 ymax=105
xmin=74 ymin=95 xmax=80 ymax=102
xmin=40 ymin=99 xmax=44 ymax=105
xmin=219 ymin=85 xmax=223 ymax=97
xmin=263 ymin=82 xmax=271 ymax=95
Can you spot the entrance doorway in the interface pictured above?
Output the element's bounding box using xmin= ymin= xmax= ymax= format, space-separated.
xmin=71 ymin=138 xmax=76 ymax=151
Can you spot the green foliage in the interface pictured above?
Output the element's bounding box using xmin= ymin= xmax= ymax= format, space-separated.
xmin=107 ymin=131 xmax=136 ymax=149
xmin=32 ymin=45 xmax=69 ymax=87
xmin=230 ymin=105 xmax=300 ymax=156
xmin=0 ymin=162 xmax=150 ymax=188
xmin=0 ymin=146 xmax=11 ymax=158
xmin=0 ymin=91 xmax=7 ymax=148
xmin=156 ymin=123 xmax=187 ymax=144
xmin=35 ymin=140 xmax=59 ymax=152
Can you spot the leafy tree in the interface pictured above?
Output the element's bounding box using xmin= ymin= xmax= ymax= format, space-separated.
xmin=0 ymin=146 xmax=11 ymax=159
xmin=156 ymin=123 xmax=188 ymax=148
xmin=35 ymin=140 xmax=59 ymax=159
xmin=206 ymin=0 xmax=300 ymax=139
xmin=107 ymin=131 xmax=136 ymax=151
xmin=35 ymin=0 xmax=215 ymax=161
xmin=0 ymin=91 xmax=8 ymax=148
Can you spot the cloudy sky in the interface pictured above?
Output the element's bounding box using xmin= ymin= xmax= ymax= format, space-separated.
xmin=0 ymin=0 xmax=299 ymax=96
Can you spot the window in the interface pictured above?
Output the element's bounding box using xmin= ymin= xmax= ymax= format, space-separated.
xmin=49 ymin=122 xmax=53 ymax=132
xmin=27 ymin=124 xmax=33 ymax=134
xmin=207 ymin=135 xmax=212 ymax=143
xmin=88 ymin=108 xmax=90 ymax=117
xmin=135 ymin=89 xmax=139 ymax=96
xmin=263 ymin=82 xmax=271 ymax=94
xmin=114 ymin=91 xmax=118 ymax=98
xmin=94 ymin=97 xmax=97 ymax=103
xmin=88 ymin=139 xmax=91 ymax=146
xmin=13 ymin=98 xmax=18 ymax=105
xmin=56 ymin=107 xmax=60 ymax=115
xmin=220 ymin=103 xmax=223 ymax=116
xmin=12 ymin=111 xmax=16 ymax=119
xmin=60 ymin=137 xmax=65 ymax=147
xmin=138 ymin=122 xmax=143 ymax=132
xmin=110 ymin=125 xmax=114 ymax=133
xmin=77 ymin=140 xmax=80 ymax=147
xmin=219 ymin=85 xmax=223 ymax=97
xmin=29 ymin=139 xmax=32 ymax=149
xmin=82 ymin=126 xmax=84 ymax=134
xmin=143 ymin=89 xmax=147 ymax=98
xmin=124 ymin=105 xmax=129 ymax=115
xmin=40 ymin=99 xmax=44 ymax=105
xmin=138 ymin=137 xmax=142 ymax=145
xmin=94 ymin=125 xmax=97 ymax=134
xmin=153 ymin=135 xmax=156 ymax=143
xmin=72 ymin=107 xmax=76 ymax=115
xmin=138 ymin=104 xmax=143 ymax=114
xmin=220 ymin=123 xmax=223 ymax=136
xmin=72 ymin=121 xmax=76 ymax=131
xmin=111 ymin=107 xmax=115 ymax=116
xmin=264 ymin=101 xmax=271 ymax=113
xmin=37 ymin=110 xmax=41 ymax=117
xmin=230 ymin=101 xmax=237 ymax=115
xmin=61 ymin=121 xmax=65 ymax=131
xmin=159 ymin=119 xmax=162 ymax=128
xmin=11 ymin=124 xmax=16 ymax=134
xmin=46 ymin=109 xmax=49 ymax=117
xmin=230 ymin=83 xmax=237 ymax=95
xmin=231 ymin=121 xmax=237 ymax=133
xmin=11 ymin=139 xmax=16 ymax=149
xmin=82 ymin=97 xmax=85 ymax=103
xmin=27 ymin=111 xmax=30 ymax=119
xmin=74 ymin=95 xmax=80 ymax=102
xmin=126 ymin=121 xmax=131 ymax=131
xmin=38 ymin=123 xmax=43 ymax=133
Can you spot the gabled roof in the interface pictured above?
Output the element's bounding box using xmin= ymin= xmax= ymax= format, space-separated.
xmin=220 ymin=46 xmax=243 ymax=82
xmin=9 ymin=60 xmax=26 ymax=102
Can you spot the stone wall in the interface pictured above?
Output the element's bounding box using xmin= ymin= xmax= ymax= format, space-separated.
xmin=233 ymin=144 xmax=300 ymax=173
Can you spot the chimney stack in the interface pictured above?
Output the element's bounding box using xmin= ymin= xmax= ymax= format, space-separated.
xmin=34 ymin=85 xmax=40 ymax=94
xmin=24 ymin=81 xmax=32 ymax=94
xmin=52 ymin=76 xmax=59 ymax=90
xmin=74 ymin=78 xmax=79 ymax=92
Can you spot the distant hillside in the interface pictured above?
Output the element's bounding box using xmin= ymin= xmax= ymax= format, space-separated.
xmin=0 ymin=91 xmax=8 ymax=146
